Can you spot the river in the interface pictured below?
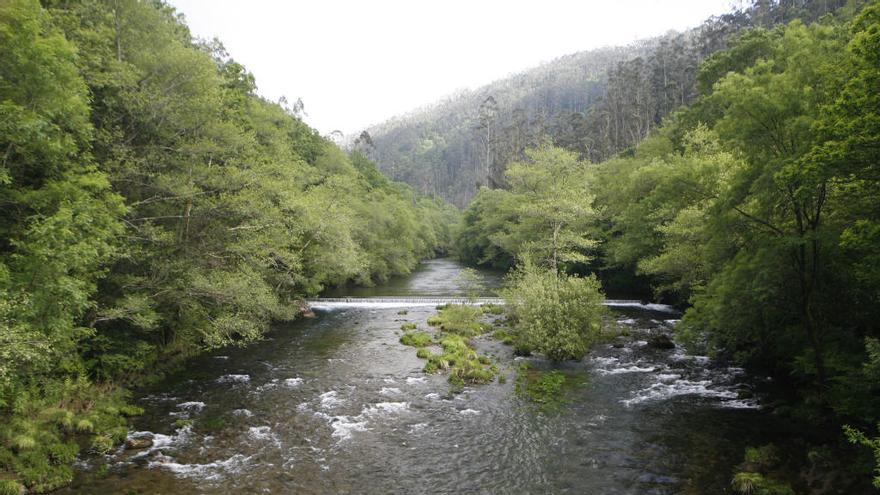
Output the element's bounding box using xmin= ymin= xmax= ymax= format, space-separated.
xmin=62 ymin=258 xmax=788 ymax=494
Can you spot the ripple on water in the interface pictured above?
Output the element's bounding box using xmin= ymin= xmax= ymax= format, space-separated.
xmin=175 ymin=401 xmax=205 ymax=411
xmin=363 ymin=401 xmax=409 ymax=416
xmin=149 ymin=453 xmax=254 ymax=481
xmin=283 ymin=377 xmax=303 ymax=387
xmin=319 ymin=391 xmax=344 ymax=409
xmin=621 ymin=378 xmax=752 ymax=408
xmin=216 ymin=374 xmax=250 ymax=384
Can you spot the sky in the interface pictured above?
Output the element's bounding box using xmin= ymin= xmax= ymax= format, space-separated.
xmin=168 ymin=0 xmax=739 ymax=136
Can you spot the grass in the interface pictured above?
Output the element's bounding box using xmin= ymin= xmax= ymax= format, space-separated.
xmin=0 ymin=378 xmax=140 ymax=492
xmin=492 ymin=329 xmax=515 ymax=345
xmin=174 ymin=419 xmax=194 ymax=428
xmin=481 ymin=303 xmax=505 ymax=315
xmin=425 ymin=304 xmax=487 ymax=337
xmin=514 ymin=363 xmax=584 ymax=411
xmin=400 ymin=331 xmax=433 ymax=347
xmin=423 ymin=334 xmax=496 ymax=386
xmin=0 ymin=480 xmax=23 ymax=495
xmin=400 ymin=322 xmax=417 ymax=331
xmin=398 ymin=304 xmax=498 ymax=390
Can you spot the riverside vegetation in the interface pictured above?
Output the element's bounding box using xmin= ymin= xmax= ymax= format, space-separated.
xmin=2 ymin=0 xmax=880 ymax=492
xmin=451 ymin=2 xmax=880 ymax=491
xmin=0 ymin=0 xmax=456 ymax=491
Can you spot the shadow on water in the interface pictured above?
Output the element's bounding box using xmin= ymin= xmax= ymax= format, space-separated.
xmin=60 ymin=258 xmax=791 ymax=494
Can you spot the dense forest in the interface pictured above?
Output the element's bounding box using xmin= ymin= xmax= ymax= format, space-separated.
xmin=363 ymin=0 xmax=860 ymax=206
xmin=455 ymin=0 xmax=880 ymax=490
xmin=0 ymin=0 xmax=456 ymax=491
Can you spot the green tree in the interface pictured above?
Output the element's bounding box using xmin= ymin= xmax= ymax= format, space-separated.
xmin=502 ymin=260 xmax=605 ymax=362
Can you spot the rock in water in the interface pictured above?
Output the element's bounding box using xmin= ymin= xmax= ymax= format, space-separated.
xmin=298 ymin=300 xmax=316 ymax=318
xmin=125 ymin=436 xmax=154 ymax=450
xmin=648 ymin=333 xmax=676 ymax=350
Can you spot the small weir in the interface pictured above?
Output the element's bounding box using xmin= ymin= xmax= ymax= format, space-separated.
xmin=306 ymin=296 xmax=677 ymax=312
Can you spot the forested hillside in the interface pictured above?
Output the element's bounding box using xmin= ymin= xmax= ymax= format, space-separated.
xmin=364 ymin=0 xmax=858 ymax=206
xmin=456 ymin=1 xmax=880 ymax=489
xmin=0 ymin=0 xmax=456 ymax=491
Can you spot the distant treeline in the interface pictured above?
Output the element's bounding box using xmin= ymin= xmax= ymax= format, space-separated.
xmin=364 ymin=0 xmax=862 ymax=206
xmin=0 ymin=1 xmax=457 ymax=491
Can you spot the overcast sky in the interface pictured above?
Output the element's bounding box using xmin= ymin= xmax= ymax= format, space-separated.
xmin=167 ymin=0 xmax=738 ymax=135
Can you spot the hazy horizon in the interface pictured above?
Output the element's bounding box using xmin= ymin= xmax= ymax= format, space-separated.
xmin=168 ymin=0 xmax=738 ymax=135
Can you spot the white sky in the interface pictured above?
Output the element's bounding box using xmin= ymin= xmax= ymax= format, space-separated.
xmin=168 ymin=0 xmax=738 ymax=135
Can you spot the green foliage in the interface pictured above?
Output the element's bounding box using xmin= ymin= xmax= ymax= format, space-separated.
xmin=844 ymin=425 xmax=880 ymax=488
xmin=0 ymin=378 xmax=132 ymax=492
xmin=0 ymin=480 xmax=23 ymax=495
xmin=424 ymin=304 xmax=487 ymax=337
xmin=491 ymin=329 xmax=515 ymax=345
xmin=481 ymin=303 xmax=505 ymax=315
xmin=174 ymin=419 xmax=194 ymax=429
xmin=502 ymin=261 xmax=606 ymax=362
xmin=514 ymin=364 xmax=583 ymax=411
xmin=399 ymin=331 xmax=432 ymax=348
xmin=456 ymin=267 xmax=485 ymax=302
xmin=731 ymin=445 xmax=794 ymax=495
xmin=0 ymin=0 xmax=460 ymax=489
xmin=423 ymin=334 xmax=496 ymax=386
xmin=399 ymin=322 xmax=417 ymax=331
xmin=456 ymin=144 xmax=595 ymax=273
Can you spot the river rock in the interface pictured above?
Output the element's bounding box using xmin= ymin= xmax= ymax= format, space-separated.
xmin=297 ymin=300 xmax=316 ymax=318
xmin=648 ymin=333 xmax=676 ymax=350
xmin=125 ymin=435 xmax=153 ymax=450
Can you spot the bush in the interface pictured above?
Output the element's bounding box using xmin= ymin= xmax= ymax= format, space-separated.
xmin=400 ymin=322 xmax=417 ymax=331
xmin=0 ymin=480 xmax=23 ymax=495
xmin=501 ymin=263 xmax=605 ymax=361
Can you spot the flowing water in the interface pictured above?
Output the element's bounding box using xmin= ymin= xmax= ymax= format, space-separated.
xmin=63 ymin=259 xmax=788 ymax=494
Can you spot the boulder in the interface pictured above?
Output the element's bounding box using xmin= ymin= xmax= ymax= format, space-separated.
xmin=125 ymin=435 xmax=153 ymax=450
xmin=297 ymin=300 xmax=316 ymax=318
xmin=648 ymin=333 xmax=676 ymax=350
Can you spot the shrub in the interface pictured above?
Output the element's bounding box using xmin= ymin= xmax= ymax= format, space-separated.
xmin=501 ymin=262 xmax=605 ymax=361
xmin=400 ymin=322 xmax=417 ymax=331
